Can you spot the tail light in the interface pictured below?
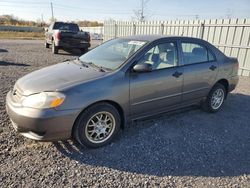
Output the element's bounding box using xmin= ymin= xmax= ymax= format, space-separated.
xmin=235 ymin=62 xmax=239 ymax=69
xmin=55 ymin=31 xmax=61 ymax=40
xmin=236 ymin=60 xmax=239 ymax=68
xmin=233 ymin=59 xmax=239 ymax=69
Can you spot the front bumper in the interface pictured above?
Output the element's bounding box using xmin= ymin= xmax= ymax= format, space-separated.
xmin=6 ymin=91 xmax=80 ymax=141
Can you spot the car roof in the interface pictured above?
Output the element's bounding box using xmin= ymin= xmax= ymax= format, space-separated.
xmin=122 ymin=35 xmax=202 ymax=42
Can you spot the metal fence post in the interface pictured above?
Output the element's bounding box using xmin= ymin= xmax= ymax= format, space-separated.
xmin=161 ymin=23 xmax=164 ymax=35
xmin=199 ymin=22 xmax=205 ymax=39
xmin=114 ymin=23 xmax=118 ymax=38
xmin=133 ymin=23 xmax=136 ymax=35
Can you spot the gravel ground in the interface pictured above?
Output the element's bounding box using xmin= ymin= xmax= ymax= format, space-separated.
xmin=0 ymin=40 xmax=250 ymax=187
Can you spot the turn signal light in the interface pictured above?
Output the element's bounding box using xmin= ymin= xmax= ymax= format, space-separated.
xmin=50 ymin=98 xmax=64 ymax=108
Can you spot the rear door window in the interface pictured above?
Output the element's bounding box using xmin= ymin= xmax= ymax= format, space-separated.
xmin=181 ymin=42 xmax=215 ymax=65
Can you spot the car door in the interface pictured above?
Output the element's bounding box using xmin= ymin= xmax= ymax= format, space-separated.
xmin=180 ymin=40 xmax=218 ymax=103
xmin=129 ymin=40 xmax=183 ymax=118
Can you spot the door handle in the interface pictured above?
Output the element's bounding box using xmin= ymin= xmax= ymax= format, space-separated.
xmin=172 ymin=71 xmax=183 ymax=78
xmin=209 ymin=65 xmax=217 ymax=71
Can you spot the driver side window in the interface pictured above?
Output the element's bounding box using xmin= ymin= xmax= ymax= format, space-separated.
xmin=137 ymin=42 xmax=178 ymax=70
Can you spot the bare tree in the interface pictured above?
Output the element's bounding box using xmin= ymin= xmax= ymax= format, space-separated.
xmin=133 ymin=0 xmax=150 ymax=22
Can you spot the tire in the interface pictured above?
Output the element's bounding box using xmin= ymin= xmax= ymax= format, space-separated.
xmin=45 ymin=42 xmax=49 ymax=48
xmin=52 ymin=41 xmax=58 ymax=54
xmin=202 ymin=83 xmax=226 ymax=113
xmin=80 ymin=48 xmax=88 ymax=54
xmin=73 ymin=103 xmax=121 ymax=148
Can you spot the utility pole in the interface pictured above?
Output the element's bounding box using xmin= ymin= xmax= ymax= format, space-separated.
xmin=133 ymin=0 xmax=149 ymax=22
xmin=50 ymin=2 xmax=54 ymax=21
xmin=140 ymin=0 xmax=144 ymax=21
xmin=195 ymin=14 xmax=199 ymax=20
xmin=41 ymin=14 xmax=44 ymax=26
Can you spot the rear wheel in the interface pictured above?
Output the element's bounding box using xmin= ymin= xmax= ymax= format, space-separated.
xmin=202 ymin=83 xmax=226 ymax=113
xmin=73 ymin=103 xmax=121 ymax=148
xmin=45 ymin=42 xmax=49 ymax=48
xmin=52 ymin=41 xmax=58 ymax=54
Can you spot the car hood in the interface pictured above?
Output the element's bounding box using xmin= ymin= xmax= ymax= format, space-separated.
xmin=15 ymin=60 xmax=107 ymax=95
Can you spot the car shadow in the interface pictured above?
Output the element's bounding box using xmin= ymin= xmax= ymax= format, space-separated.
xmin=54 ymin=93 xmax=250 ymax=177
xmin=0 ymin=61 xmax=30 ymax=66
xmin=0 ymin=49 xmax=8 ymax=52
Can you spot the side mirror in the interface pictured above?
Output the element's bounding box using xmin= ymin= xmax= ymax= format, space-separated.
xmin=133 ymin=63 xmax=152 ymax=73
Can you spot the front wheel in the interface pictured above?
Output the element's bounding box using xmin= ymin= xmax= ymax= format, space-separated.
xmin=73 ymin=103 xmax=121 ymax=148
xmin=202 ymin=83 xmax=226 ymax=113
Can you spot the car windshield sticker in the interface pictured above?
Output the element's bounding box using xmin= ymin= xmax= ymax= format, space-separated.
xmin=128 ymin=41 xmax=146 ymax=46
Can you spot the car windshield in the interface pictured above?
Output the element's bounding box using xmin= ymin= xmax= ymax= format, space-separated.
xmin=53 ymin=22 xmax=79 ymax=32
xmin=79 ymin=38 xmax=147 ymax=70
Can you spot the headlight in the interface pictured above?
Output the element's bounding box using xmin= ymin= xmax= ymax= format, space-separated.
xmin=22 ymin=92 xmax=65 ymax=109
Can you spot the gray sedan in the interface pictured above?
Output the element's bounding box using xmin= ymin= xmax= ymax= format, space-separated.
xmin=6 ymin=35 xmax=239 ymax=148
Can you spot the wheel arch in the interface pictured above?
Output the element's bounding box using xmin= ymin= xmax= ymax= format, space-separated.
xmin=215 ymin=78 xmax=229 ymax=98
xmin=71 ymin=100 xmax=125 ymax=136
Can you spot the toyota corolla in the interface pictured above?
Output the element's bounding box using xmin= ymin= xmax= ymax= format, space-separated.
xmin=6 ymin=35 xmax=239 ymax=148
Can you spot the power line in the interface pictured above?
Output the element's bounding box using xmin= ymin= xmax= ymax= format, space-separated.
xmin=53 ymin=6 xmax=131 ymax=14
xmin=0 ymin=4 xmax=49 ymax=8
xmin=0 ymin=8 xmax=43 ymax=14
xmin=0 ymin=0 xmax=58 ymax=4
xmin=0 ymin=0 xmax=134 ymax=13
xmin=0 ymin=1 xmax=48 ymax=5
xmin=53 ymin=3 xmax=131 ymax=12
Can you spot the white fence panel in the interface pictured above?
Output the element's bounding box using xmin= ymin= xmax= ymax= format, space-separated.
xmin=104 ymin=19 xmax=250 ymax=76
xmin=80 ymin=26 xmax=103 ymax=35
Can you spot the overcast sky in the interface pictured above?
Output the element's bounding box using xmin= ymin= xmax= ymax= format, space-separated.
xmin=0 ymin=0 xmax=250 ymax=22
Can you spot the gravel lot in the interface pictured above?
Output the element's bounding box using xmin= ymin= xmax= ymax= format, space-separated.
xmin=0 ymin=40 xmax=250 ymax=187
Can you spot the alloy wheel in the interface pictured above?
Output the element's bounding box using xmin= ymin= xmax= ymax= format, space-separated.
xmin=85 ymin=111 xmax=116 ymax=144
xmin=211 ymin=88 xmax=225 ymax=110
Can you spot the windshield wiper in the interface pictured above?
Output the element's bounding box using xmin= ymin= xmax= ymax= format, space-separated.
xmin=76 ymin=59 xmax=112 ymax=72
xmin=76 ymin=58 xmax=89 ymax=68
xmin=87 ymin=62 xmax=110 ymax=72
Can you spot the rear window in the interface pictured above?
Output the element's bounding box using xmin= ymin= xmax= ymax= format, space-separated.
xmin=53 ymin=22 xmax=79 ymax=32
